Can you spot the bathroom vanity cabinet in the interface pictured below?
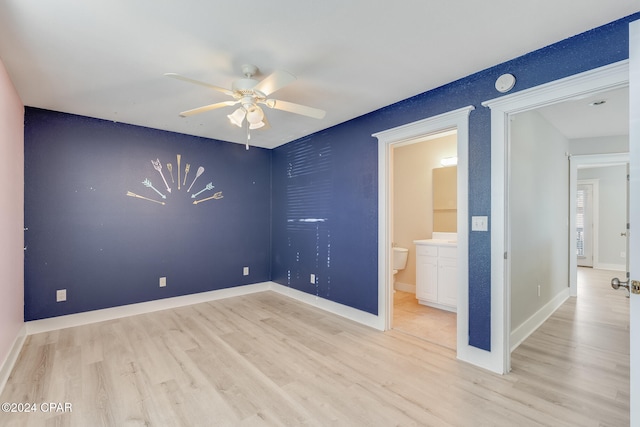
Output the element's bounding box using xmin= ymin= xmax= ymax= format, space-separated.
xmin=413 ymin=236 xmax=457 ymax=312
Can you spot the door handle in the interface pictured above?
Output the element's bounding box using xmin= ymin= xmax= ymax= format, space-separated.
xmin=611 ymin=277 xmax=640 ymax=295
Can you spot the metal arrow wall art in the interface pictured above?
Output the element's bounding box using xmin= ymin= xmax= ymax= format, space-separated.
xmin=126 ymin=153 xmax=224 ymax=207
xmin=151 ymin=158 xmax=171 ymax=193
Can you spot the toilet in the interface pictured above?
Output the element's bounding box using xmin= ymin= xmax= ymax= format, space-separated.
xmin=392 ymin=247 xmax=409 ymax=284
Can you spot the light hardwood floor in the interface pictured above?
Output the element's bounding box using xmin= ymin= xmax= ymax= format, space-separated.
xmin=392 ymin=290 xmax=457 ymax=350
xmin=0 ymin=268 xmax=629 ymax=426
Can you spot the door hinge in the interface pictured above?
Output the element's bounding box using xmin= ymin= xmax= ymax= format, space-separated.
xmin=504 ymin=252 xmax=508 ymax=260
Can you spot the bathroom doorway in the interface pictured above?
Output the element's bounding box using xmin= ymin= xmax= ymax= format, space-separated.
xmin=373 ymin=105 xmax=473 ymax=366
xmin=390 ymin=130 xmax=458 ymax=350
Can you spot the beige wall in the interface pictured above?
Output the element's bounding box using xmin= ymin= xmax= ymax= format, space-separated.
xmin=0 ymin=58 xmax=24 ymax=375
xmin=392 ymin=133 xmax=456 ymax=289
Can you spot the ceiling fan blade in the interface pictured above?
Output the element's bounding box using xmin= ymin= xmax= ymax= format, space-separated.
xmin=179 ymin=100 xmax=238 ymax=117
xmin=265 ymin=99 xmax=326 ymax=119
xmin=165 ymin=73 xmax=234 ymax=97
xmin=254 ymin=70 xmax=296 ymax=96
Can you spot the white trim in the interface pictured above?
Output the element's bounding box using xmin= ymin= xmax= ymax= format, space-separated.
xmin=269 ymin=283 xmax=382 ymax=329
xmin=482 ymin=61 xmax=629 ymax=112
xmin=629 ymin=20 xmax=640 ymax=427
xmin=0 ymin=325 xmax=27 ymax=395
xmin=483 ymin=60 xmax=629 ymax=374
xmin=26 ymin=282 xmax=272 ymax=335
xmin=392 ymin=128 xmax=458 ymax=148
xmin=596 ymin=263 xmax=627 ymax=272
xmin=510 ymin=288 xmax=570 ymax=352
xmin=24 ymin=281 xmax=382 ymax=337
xmin=372 ymin=105 xmax=476 ymax=367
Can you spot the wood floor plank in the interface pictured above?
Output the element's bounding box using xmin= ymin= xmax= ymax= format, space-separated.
xmin=0 ymin=267 xmax=629 ymax=426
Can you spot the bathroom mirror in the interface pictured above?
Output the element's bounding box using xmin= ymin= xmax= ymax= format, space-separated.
xmin=433 ymin=166 xmax=457 ymax=232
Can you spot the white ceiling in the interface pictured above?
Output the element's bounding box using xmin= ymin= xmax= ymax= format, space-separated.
xmin=536 ymin=87 xmax=629 ymax=140
xmin=0 ymin=1 xmax=637 ymax=149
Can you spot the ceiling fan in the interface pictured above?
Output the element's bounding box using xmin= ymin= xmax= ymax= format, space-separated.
xmin=165 ymin=64 xmax=326 ymax=148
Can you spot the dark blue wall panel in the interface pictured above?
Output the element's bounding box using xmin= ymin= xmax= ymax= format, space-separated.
xmin=24 ymin=108 xmax=271 ymax=320
xmin=271 ymin=128 xmax=378 ymax=314
xmin=271 ymin=13 xmax=639 ymax=350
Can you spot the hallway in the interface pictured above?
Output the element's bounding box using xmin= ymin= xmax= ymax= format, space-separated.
xmin=510 ymin=267 xmax=629 ymax=424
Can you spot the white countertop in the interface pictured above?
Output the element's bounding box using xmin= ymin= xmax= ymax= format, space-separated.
xmin=413 ymin=232 xmax=457 ymax=246
xmin=413 ymin=239 xmax=457 ymax=246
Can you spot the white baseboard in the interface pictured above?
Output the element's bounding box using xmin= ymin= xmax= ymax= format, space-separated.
xmin=394 ymin=281 xmax=415 ymax=293
xmin=25 ymin=281 xmax=383 ymax=336
xmin=510 ymin=287 xmax=570 ymax=352
xmin=594 ymin=263 xmax=626 ymax=272
xmin=270 ymin=283 xmax=383 ymax=330
xmin=0 ymin=324 xmax=27 ymax=395
xmin=26 ymin=282 xmax=271 ymax=335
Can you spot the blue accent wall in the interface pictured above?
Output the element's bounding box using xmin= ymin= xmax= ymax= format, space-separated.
xmin=271 ymin=13 xmax=639 ymax=350
xmin=271 ymin=128 xmax=378 ymax=313
xmin=23 ymin=14 xmax=639 ymax=351
xmin=24 ymin=108 xmax=272 ymax=321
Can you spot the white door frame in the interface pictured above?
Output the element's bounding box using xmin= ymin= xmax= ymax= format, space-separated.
xmin=628 ymin=19 xmax=639 ymax=427
xmin=482 ymin=60 xmax=629 ymax=374
xmin=373 ymin=105 xmax=483 ymax=367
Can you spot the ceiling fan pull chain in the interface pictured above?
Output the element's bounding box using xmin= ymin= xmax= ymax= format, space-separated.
xmin=246 ymin=120 xmax=250 ymax=150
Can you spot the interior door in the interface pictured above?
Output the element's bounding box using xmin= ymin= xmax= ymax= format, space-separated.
xmin=625 ymin=163 xmax=630 ymax=273
xmin=628 ymin=18 xmax=639 ymax=427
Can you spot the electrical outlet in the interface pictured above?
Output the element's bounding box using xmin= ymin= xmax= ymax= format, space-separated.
xmin=56 ymin=289 xmax=67 ymax=302
xmin=243 ymin=266 xmax=249 ymax=276
xmin=159 ymin=277 xmax=167 ymax=287
xmin=310 ymin=274 xmax=316 ymax=284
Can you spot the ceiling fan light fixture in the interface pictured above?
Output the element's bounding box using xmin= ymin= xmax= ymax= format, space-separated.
xmin=246 ymin=106 xmax=264 ymax=125
xmin=249 ymin=121 xmax=265 ymax=130
xmin=167 ymin=65 xmax=326 ymax=142
xmin=227 ymin=108 xmax=246 ymax=127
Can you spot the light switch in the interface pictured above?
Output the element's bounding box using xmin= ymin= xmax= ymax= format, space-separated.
xmin=471 ymin=216 xmax=488 ymax=231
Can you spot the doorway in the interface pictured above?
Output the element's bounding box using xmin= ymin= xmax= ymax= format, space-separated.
xmin=575 ymin=164 xmax=628 ymax=273
xmin=391 ymin=131 xmax=458 ymax=350
xmin=373 ymin=105 xmax=479 ymax=366
xmin=507 ymin=93 xmax=629 ymax=355
xmin=570 ymin=153 xmax=630 ymax=294
xmin=483 ymin=59 xmax=629 ymax=374
xmin=576 ymin=181 xmax=596 ymax=267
